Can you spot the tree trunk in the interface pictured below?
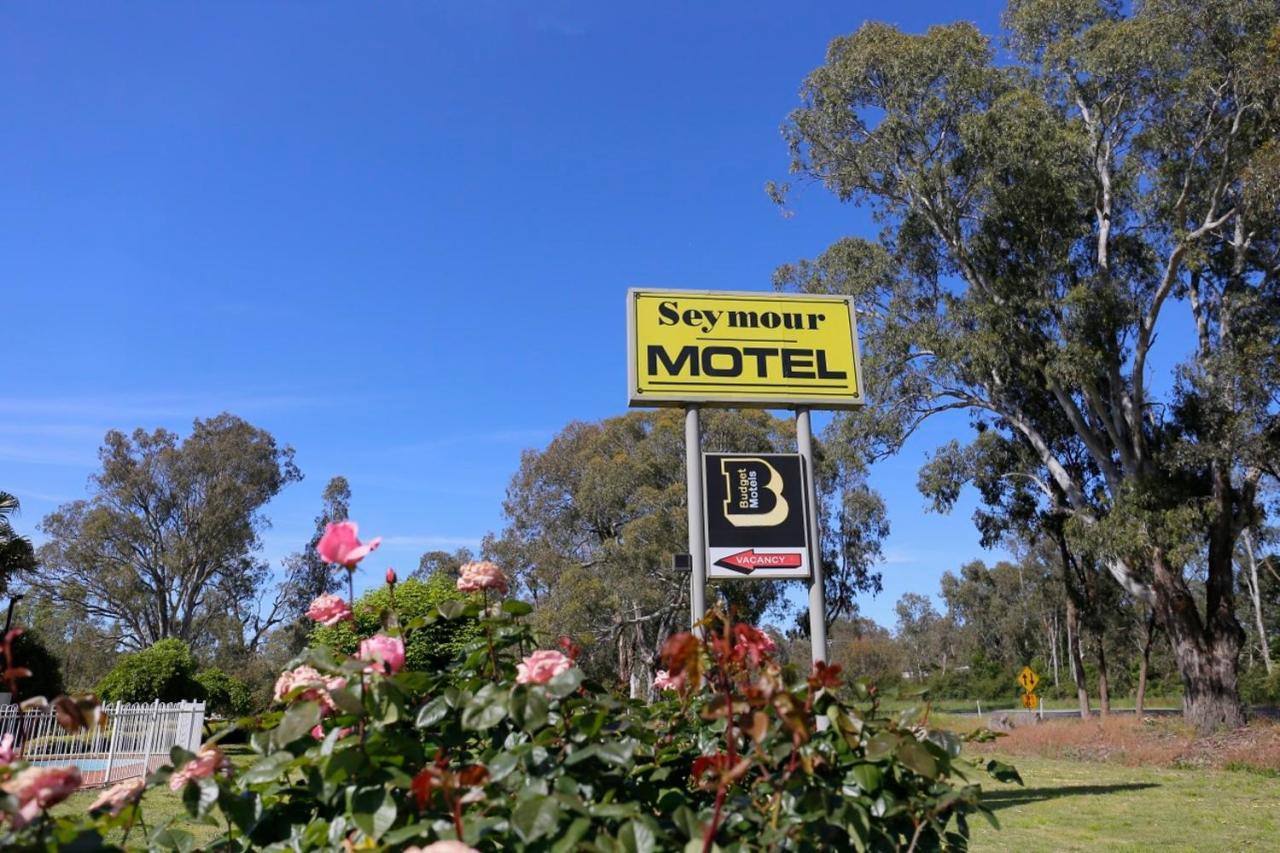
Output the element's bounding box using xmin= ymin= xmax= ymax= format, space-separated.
xmin=1152 ymin=550 xmax=1246 ymax=732
xmin=1066 ymin=595 xmax=1090 ymax=719
xmin=1050 ymin=612 xmax=1060 ymax=688
xmin=1096 ymin=638 xmax=1110 ymax=719
xmin=1135 ymin=610 xmax=1156 ymax=718
xmin=1243 ymin=530 xmax=1273 ymax=676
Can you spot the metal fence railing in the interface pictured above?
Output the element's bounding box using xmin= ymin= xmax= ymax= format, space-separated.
xmin=0 ymin=700 xmax=205 ymax=788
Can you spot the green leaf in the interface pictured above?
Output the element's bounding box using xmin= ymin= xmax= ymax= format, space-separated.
xmin=438 ymin=600 xmax=466 ymax=619
xmin=350 ymin=786 xmax=398 ymax=842
xmin=486 ymin=750 xmax=520 ymax=783
xmin=181 ymin=777 xmax=219 ymax=818
xmin=329 ymin=685 xmax=364 ymax=715
xmin=501 ymin=599 xmax=534 ymax=616
xmin=849 ymin=762 xmax=882 ymax=794
xmin=546 ymin=667 xmax=583 ymax=699
xmin=217 ymin=789 xmax=261 ymax=835
xmin=512 ymin=794 xmax=563 ymax=843
xmin=551 ymin=817 xmax=592 ymax=853
xmin=416 ymin=694 xmax=450 ymax=729
xmin=241 ymin=751 xmax=294 ymax=785
xmin=272 ymin=700 xmax=321 ymax=750
xmin=864 ymin=732 xmax=899 ymax=761
xmin=169 ymin=745 xmax=195 ymax=769
xmin=895 ymin=741 xmax=939 ymax=779
xmin=510 ymin=685 xmax=550 ymax=731
xmin=619 ymin=818 xmax=658 ymax=853
xmin=926 ymin=728 xmax=962 ymax=758
xmin=461 ymin=683 xmax=509 ymax=730
xmin=563 ymin=740 xmax=636 ymax=768
xmin=985 ymin=759 xmax=1024 ymax=786
xmin=149 ymin=826 xmax=196 ymax=852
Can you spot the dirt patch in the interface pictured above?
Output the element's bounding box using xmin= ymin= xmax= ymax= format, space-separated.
xmin=967 ymin=715 xmax=1280 ymax=773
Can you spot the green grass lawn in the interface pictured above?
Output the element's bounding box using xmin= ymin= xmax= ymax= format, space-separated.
xmin=970 ymin=754 xmax=1280 ymax=852
xmin=51 ymin=744 xmax=256 ymax=849
xmin=49 ymin=743 xmax=1280 ymax=851
xmin=877 ymin=695 xmax=1186 ymax=716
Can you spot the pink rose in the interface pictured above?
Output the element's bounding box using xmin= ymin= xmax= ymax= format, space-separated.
xmin=386 ymin=567 xmax=398 ymax=585
xmin=0 ymin=732 xmax=14 ymax=764
xmin=311 ymin=724 xmax=353 ymax=741
xmin=457 ymin=561 xmax=508 ymax=595
xmin=653 ymin=669 xmax=684 ymax=692
xmin=168 ymin=745 xmax=230 ymax=792
xmin=405 ymin=843 xmax=480 ymax=853
xmin=358 ymin=634 xmax=406 ymax=675
xmin=274 ymin=665 xmax=347 ymax=714
xmin=306 ymin=593 xmax=353 ymax=626
xmin=516 ymin=649 xmax=573 ymax=685
xmin=3 ymin=765 xmax=82 ymax=827
xmin=88 ymin=778 xmax=144 ymax=815
xmin=316 ymin=521 xmax=381 ymax=569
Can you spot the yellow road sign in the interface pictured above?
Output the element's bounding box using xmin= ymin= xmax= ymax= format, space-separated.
xmin=1017 ymin=666 xmax=1039 ymax=693
xmin=627 ymin=289 xmax=865 ymax=409
xmin=1022 ymin=693 xmax=1038 ymax=710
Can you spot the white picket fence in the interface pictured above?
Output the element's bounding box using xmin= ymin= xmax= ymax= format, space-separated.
xmin=0 ymin=700 xmax=205 ymax=788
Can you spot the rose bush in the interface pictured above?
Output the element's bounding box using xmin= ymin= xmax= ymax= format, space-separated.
xmin=0 ymin=527 xmax=1017 ymax=850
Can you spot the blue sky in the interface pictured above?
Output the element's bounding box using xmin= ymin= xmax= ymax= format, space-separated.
xmin=4 ymin=1 xmax=1023 ymax=630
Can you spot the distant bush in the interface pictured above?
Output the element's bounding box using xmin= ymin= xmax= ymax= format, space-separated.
xmin=1241 ymin=666 xmax=1280 ymax=706
xmin=311 ymin=573 xmax=482 ymax=671
xmin=97 ymin=638 xmax=204 ymax=704
xmin=195 ymin=667 xmax=253 ymax=716
xmin=10 ymin=631 xmax=65 ymax=701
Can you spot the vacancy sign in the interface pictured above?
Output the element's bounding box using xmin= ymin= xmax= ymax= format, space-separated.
xmin=704 ymin=453 xmax=810 ymax=580
xmin=627 ymin=289 xmax=864 ymax=409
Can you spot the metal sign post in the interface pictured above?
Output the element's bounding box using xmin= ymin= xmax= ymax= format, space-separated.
xmin=685 ymin=406 xmax=708 ymax=636
xmin=796 ymin=407 xmax=827 ymax=666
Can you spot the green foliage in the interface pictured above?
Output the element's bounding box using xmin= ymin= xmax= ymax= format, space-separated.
xmin=311 ymin=574 xmax=481 ymax=672
xmin=1240 ymin=666 xmax=1280 ymax=706
xmin=2 ymin=594 xmax=1009 ymax=851
xmin=778 ymin=0 xmax=1280 ymax=729
xmin=97 ymin=639 xmax=204 ymax=704
xmin=9 ymin=631 xmax=65 ymax=701
xmin=0 ymin=490 xmax=37 ymax=596
xmin=195 ymin=668 xmax=254 ymax=716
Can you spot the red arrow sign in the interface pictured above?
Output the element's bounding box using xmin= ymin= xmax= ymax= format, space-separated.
xmin=714 ymin=549 xmax=804 ymax=573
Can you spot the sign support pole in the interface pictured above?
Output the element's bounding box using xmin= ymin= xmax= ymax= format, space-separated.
xmin=686 ymin=406 xmax=707 ymax=637
xmin=796 ymin=407 xmax=827 ymax=665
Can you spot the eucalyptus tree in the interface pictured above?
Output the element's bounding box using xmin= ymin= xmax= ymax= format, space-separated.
xmin=776 ymin=0 xmax=1280 ymax=728
xmin=37 ymin=414 xmax=302 ymax=650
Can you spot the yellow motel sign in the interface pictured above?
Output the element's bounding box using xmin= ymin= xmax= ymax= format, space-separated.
xmin=627 ymin=289 xmax=864 ymax=409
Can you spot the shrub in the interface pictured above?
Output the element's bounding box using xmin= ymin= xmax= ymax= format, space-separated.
xmin=311 ymin=573 xmax=482 ymax=672
xmin=1241 ymin=666 xmax=1280 ymax=706
xmin=195 ymin=668 xmax=253 ymax=717
xmin=0 ymin=545 xmax=1015 ymax=851
xmin=97 ymin=638 xmax=204 ymax=704
xmin=9 ymin=631 xmax=65 ymax=701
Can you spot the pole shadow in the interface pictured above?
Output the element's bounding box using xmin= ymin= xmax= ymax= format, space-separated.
xmin=982 ymin=783 xmax=1159 ymax=811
